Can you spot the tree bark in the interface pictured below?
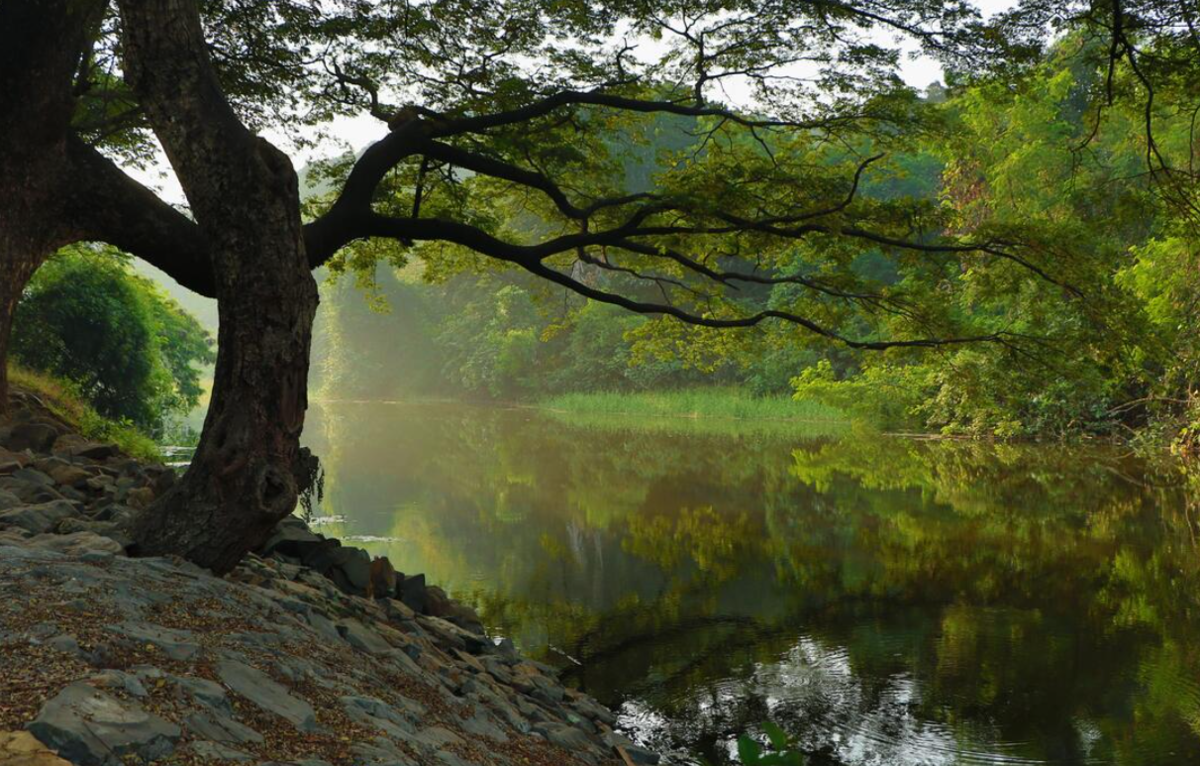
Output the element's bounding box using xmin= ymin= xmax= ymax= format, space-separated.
xmin=0 ymin=0 xmax=106 ymax=413
xmin=118 ymin=0 xmax=319 ymax=574
xmin=0 ymin=251 xmax=38 ymax=415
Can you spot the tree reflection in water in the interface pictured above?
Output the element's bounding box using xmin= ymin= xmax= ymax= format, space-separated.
xmin=303 ymin=402 xmax=1200 ymax=766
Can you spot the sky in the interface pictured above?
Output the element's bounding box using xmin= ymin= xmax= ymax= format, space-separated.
xmin=129 ymin=0 xmax=1021 ymax=206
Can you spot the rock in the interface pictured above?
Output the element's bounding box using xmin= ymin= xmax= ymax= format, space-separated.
xmin=445 ymin=603 xmax=485 ymax=636
xmin=171 ymin=676 xmax=230 ymax=712
xmin=0 ymin=446 xmax=30 ymax=469
xmin=425 ymin=585 xmax=452 ymax=617
xmin=0 ymin=489 xmax=21 ymax=511
xmin=26 ymin=532 xmax=124 ymax=557
xmin=337 ymin=618 xmax=393 ymax=655
xmin=111 ymin=622 xmax=200 ymax=661
xmin=124 ymin=486 xmax=155 ymax=510
xmin=368 ymin=555 xmax=397 ymax=599
xmin=601 ymin=732 xmax=660 ymax=765
xmin=533 ymin=722 xmax=593 ymax=751
xmin=66 ymin=442 xmax=121 ymax=462
xmin=186 ymin=740 xmax=254 ymax=761
xmin=399 ymin=573 xmax=428 ymax=613
xmin=11 ymin=467 xmax=55 ymax=487
xmin=340 ymin=696 xmax=415 ymax=739
xmin=414 ymin=726 xmax=465 ymax=749
xmin=0 ymin=500 xmax=77 ymax=534
xmin=5 ymin=422 xmax=59 ymax=453
xmin=28 ymin=681 xmax=181 ymax=766
xmin=182 ymin=711 xmax=264 ymax=746
xmin=215 ymin=659 xmax=318 ymax=732
xmin=0 ymin=730 xmax=73 ymax=766
xmin=301 ymin=543 xmax=371 ymax=594
xmin=260 ymin=521 xmax=325 ymax=559
xmin=44 ymin=463 xmax=93 ymax=488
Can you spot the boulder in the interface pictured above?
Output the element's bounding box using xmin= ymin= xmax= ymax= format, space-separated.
xmin=399 ymin=573 xmax=428 ymax=614
xmin=260 ymin=521 xmax=325 ymax=560
xmin=444 ymin=602 xmax=485 ymax=636
xmin=425 ymin=584 xmax=452 ymax=617
xmin=368 ymin=555 xmax=397 ymax=599
xmin=0 ymin=500 xmax=78 ymax=534
xmin=28 ymin=681 xmax=181 ymax=766
xmin=25 ymin=532 xmax=125 ymax=557
xmin=305 ymin=544 xmax=370 ymax=594
xmin=44 ymin=463 xmax=93 ymax=488
xmin=4 ymin=422 xmax=59 ymax=453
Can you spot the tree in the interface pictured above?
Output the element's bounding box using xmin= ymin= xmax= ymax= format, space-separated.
xmin=11 ymin=247 xmax=214 ymax=432
xmin=1 ymin=0 xmax=1187 ymax=572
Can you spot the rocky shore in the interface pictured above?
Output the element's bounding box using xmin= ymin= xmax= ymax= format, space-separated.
xmin=0 ymin=390 xmax=658 ymax=766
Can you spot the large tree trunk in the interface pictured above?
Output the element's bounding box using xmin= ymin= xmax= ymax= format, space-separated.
xmin=119 ymin=0 xmax=319 ymax=574
xmin=0 ymin=0 xmax=105 ymax=413
xmin=0 ymin=247 xmax=39 ymax=415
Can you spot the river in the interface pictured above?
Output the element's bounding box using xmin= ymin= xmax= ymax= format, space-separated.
xmin=300 ymin=400 xmax=1200 ymax=766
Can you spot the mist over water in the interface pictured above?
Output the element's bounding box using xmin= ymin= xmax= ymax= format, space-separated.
xmin=302 ymin=401 xmax=1200 ymax=766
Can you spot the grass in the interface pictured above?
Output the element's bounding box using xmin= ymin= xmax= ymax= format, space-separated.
xmin=8 ymin=364 xmax=161 ymax=461
xmin=541 ymin=388 xmax=844 ymax=421
xmin=537 ymin=388 xmax=849 ymax=438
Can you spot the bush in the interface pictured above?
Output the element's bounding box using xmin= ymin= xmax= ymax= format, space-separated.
xmin=12 ymin=247 xmax=214 ymax=435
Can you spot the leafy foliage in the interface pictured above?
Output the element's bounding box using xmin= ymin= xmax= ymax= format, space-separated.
xmin=11 ymin=247 xmax=214 ymax=434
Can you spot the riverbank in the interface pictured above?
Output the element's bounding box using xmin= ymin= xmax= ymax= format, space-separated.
xmin=0 ymin=388 xmax=656 ymax=766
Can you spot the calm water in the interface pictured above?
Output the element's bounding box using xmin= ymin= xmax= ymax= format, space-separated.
xmin=300 ymin=401 xmax=1200 ymax=766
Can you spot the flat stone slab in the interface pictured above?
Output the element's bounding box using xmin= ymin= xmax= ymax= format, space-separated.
xmin=28 ymin=681 xmax=181 ymax=766
xmin=110 ymin=622 xmax=201 ymax=661
xmin=216 ymin=659 xmax=318 ymax=732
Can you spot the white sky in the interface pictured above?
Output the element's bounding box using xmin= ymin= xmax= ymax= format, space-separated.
xmin=130 ymin=0 xmax=1019 ymax=206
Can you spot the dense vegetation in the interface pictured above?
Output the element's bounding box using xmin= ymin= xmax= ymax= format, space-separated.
xmin=10 ymin=247 xmax=214 ymax=436
xmin=312 ymin=33 xmax=1198 ymax=447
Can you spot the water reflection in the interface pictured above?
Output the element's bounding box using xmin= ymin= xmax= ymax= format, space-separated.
xmin=301 ymin=402 xmax=1200 ymax=766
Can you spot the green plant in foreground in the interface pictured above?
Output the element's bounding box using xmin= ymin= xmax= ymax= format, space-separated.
xmin=733 ymin=723 xmax=805 ymax=766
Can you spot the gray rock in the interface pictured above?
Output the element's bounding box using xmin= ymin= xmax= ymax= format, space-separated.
xmin=337 ymin=618 xmax=392 ymax=655
xmin=46 ymin=633 xmax=81 ymax=656
xmin=171 ymin=675 xmax=231 ymax=713
xmin=27 ymin=532 xmax=124 ymax=557
xmin=533 ymin=721 xmax=593 ymax=752
xmin=89 ymin=670 xmax=148 ymax=698
xmin=0 ymin=489 xmax=21 ymax=511
xmin=111 ymin=622 xmax=201 ymax=661
xmin=5 ymin=422 xmax=59 ymax=453
xmin=187 ymin=740 xmax=254 ymax=761
xmin=260 ymin=522 xmax=324 ymax=559
xmin=29 ymin=681 xmax=181 ymax=766
xmin=602 ymin=732 xmax=661 ymax=765
xmin=414 ymin=726 xmax=465 ymax=749
xmin=399 ymin=573 xmax=428 ymax=613
xmin=183 ymin=711 xmax=264 ymax=745
xmin=215 ymin=659 xmax=318 ymax=732
xmin=11 ymin=467 xmax=55 ymax=486
xmin=340 ymin=695 xmax=415 ymax=738
xmin=70 ymin=443 xmax=121 ymax=461
xmin=306 ymin=611 xmax=344 ymax=643
xmin=0 ymin=500 xmax=77 ymax=534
